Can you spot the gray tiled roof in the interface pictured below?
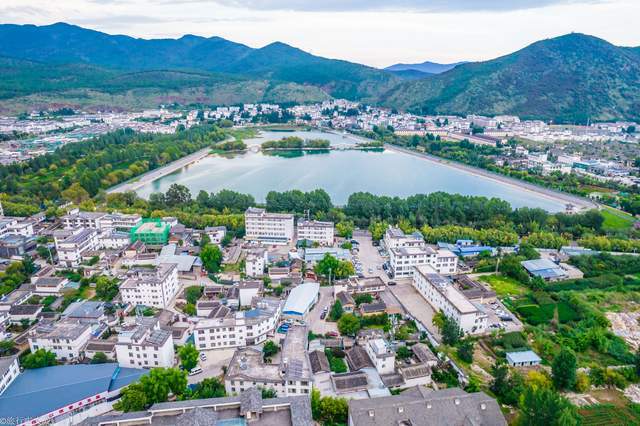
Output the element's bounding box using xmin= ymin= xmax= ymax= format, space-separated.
xmin=349 ymin=386 xmax=507 ymax=426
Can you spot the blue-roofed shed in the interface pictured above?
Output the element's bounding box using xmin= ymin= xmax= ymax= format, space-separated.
xmin=0 ymin=363 xmax=146 ymax=425
xmin=506 ymin=350 xmax=542 ymax=367
xmin=521 ymin=258 xmax=568 ymax=281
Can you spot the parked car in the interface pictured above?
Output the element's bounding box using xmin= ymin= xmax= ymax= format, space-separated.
xmin=199 ymin=353 xmax=207 ymax=361
xmin=387 ymin=281 xmax=397 ymax=286
xmin=320 ymin=312 xmax=327 ymax=320
xmin=326 ymin=331 xmax=339 ymax=337
xmin=188 ymin=367 xmax=203 ymax=376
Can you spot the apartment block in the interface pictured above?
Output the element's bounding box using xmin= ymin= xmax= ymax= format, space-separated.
xmin=53 ymin=227 xmax=99 ymax=267
xmin=115 ymin=318 xmax=174 ymax=369
xmin=28 ymin=319 xmax=92 ymax=361
xmin=120 ymin=263 xmax=179 ymax=308
xmin=245 ymin=207 xmax=294 ymax=244
xmin=296 ymin=220 xmax=334 ymax=246
xmin=194 ymin=297 xmax=281 ymax=350
xmin=389 ymin=245 xmax=457 ymax=278
xmin=225 ymin=325 xmax=312 ymax=397
xmin=413 ymin=265 xmax=487 ymax=334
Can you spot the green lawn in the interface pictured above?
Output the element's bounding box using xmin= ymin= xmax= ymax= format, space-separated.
xmin=479 ymin=274 xmax=529 ymax=297
xmin=601 ymin=208 xmax=635 ymax=231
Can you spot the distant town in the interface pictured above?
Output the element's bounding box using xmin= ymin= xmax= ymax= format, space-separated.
xmin=2 ymin=100 xmax=638 ymax=190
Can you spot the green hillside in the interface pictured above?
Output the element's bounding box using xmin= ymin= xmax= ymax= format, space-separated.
xmin=380 ymin=33 xmax=640 ymax=123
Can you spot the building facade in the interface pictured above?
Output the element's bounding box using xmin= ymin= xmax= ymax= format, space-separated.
xmin=28 ymin=319 xmax=93 ymax=361
xmin=120 ymin=263 xmax=179 ymax=308
xmin=245 ymin=207 xmax=294 ymax=244
xmin=53 ymin=227 xmax=99 ymax=267
xmin=413 ymin=265 xmax=487 ymax=334
xmin=115 ymin=318 xmax=174 ymax=369
xmin=296 ymin=220 xmax=334 ymax=246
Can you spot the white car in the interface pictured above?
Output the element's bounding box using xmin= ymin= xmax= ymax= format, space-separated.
xmin=188 ymin=366 xmax=203 ymax=376
xmin=200 ymin=353 xmax=207 ymax=361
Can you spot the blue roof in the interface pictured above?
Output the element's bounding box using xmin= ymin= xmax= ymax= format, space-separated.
xmin=506 ymin=350 xmax=542 ymax=364
xmin=0 ymin=363 xmax=146 ymax=424
xmin=283 ymin=282 xmax=319 ymax=315
xmin=521 ymin=259 xmax=566 ymax=279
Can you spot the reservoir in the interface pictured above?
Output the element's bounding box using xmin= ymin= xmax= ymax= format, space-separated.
xmin=133 ymin=130 xmax=572 ymax=212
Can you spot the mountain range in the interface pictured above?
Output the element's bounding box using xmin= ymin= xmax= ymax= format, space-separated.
xmin=385 ymin=61 xmax=467 ymax=74
xmin=0 ymin=23 xmax=638 ymax=122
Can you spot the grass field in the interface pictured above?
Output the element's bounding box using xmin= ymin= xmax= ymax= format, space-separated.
xmin=480 ymin=274 xmax=529 ymax=297
xmin=601 ymin=207 xmax=636 ymax=231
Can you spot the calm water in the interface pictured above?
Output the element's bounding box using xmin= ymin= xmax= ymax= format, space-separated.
xmin=135 ymin=131 xmax=567 ymax=211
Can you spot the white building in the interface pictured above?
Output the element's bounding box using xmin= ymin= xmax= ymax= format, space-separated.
xmin=194 ymin=298 xmax=281 ymax=350
xmin=297 ymin=220 xmax=334 ymax=246
xmin=238 ymin=281 xmax=263 ymax=307
xmin=53 ymin=228 xmax=99 ymax=267
xmin=225 ymin=325 xmax=312 ymax=397
xmin=98 ymin=231 xmax=130 ymax=250
xmin=244 ymin=207 xmax=294 ymax=244
xmin=62 ymin=211 xmax=107 ymax=230
xmin=413 ymin=265 xmax=487 ymax=334
xmin=365 ymin=339 xmax=395 ymax=375
xmin=389 ymin=246 xmax=458 ymax=278
xmin=245 ymin=248 xmax=267 ymax=278
xmin=0 ymin=356 xmax=19 ymax=396
xmin=383 ymin=227 xmax=424 ymax=250
xmin=62 ymin=211 xmax=141 ymax=231
xmin=28 ymin=319 xmax=93 ymax=361
xmin=120 ymin=263 xmax=179 ymax=308
xmin=115 ymin=318 xmax=174 ymax=369
xmin=204 ymin=226 xmax=227 ymax=244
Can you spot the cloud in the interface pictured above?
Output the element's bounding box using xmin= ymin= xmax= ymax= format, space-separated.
xmin=208 ymin=0 xmax=605 ymax=12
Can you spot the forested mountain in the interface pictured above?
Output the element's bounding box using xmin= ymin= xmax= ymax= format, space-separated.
xmin=385 ymin=61 xmax=466 ymax=74
xmin=0 ymin=23 xmax=399 ymax=102
xmin=380 ymin=33 xmax=640 ymax=122
xmin=0 ymin=56 xmax=330 ymax=114
xmin=0 ymin=24 xmax=639 ymax=122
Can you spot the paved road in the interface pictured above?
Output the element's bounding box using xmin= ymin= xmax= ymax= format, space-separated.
xmin=107 ymin=147 xmax=213 ymax=194
xmin=308 ymin=286 xmax=338 ymax=335
xmin=389 ymin=279 xmax=442 ymax=340
xmin=353 ymin=233 xmax=388 ymax=282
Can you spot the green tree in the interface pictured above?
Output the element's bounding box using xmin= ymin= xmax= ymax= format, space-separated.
xmin=95 ymin=276 xmax=119 ymax=301
xmin=337 ymin=313 xmax=361 ymax=336
xmin=114 ymin=382 xmax=147 ymax=412
xmin=201 ymin=244 xmax=223 ymax=273
xmin=261 ymin=387 xmax=278 ymax=399
xmin=336 ymin=221 xmax=354 ymax=238
xmin=397 ymin=345 xmax=412 ymax=359
xmin=457 ymin=339 xmax=475 ymax=363
xmin=190 ymin=377 xmax=226 ymax=399
xmin=61 ymin=182 xmax=90 ymax=204
xmin=262 ymin=340 xmax=279 ymax=361
xmin=329 ymin=300 xmax=343 ymax=321
xmin=368 ymin=221 xmax=389 ymax=241
xmin=0 ymin=340 xmax=15 ymax=356
xmin=518 ymin=386 xmax=579 ymax=426
xmin=91 ymin=352 xmax=109 ymax=364
xmin=139 ymin=368 xmax=187 ymax=403
xmin=178 ymin=344 xmax=199 ymax=372
xmin=354 ymin=294 xmax=373 ymax=306
xmin=165 ymin=183 xmax=192 ymax=207
xmin=433 ymin=312 xmax=463 ymax=345
xmin=22 ymin=349 xmax=57 ymax=369
xmin=311 ymin=388 xmax=348 ymax=425
xmin=184 ymin=286 xmax=203 ymax=304
xmin=552 ymin=348 xmax=577 ymax=390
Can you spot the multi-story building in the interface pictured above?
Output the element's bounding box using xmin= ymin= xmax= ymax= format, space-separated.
xmin=129 ymin=219 xmax=171 ymax=245
xmin=28 ymin=319 xmax=93 ymax=361
xmin=120 ymin=263 xmax=179 ymax=308
xmin=115 ymin=318 xmax=174 ymax=369
xmin=194 ymin=298 xmax=281 ymax=350
xmin=389 ymin=246 xmax=457 ymax=278
xmin=0 ymin=355 xmax=19 ymax=396
xmin=296 ymin=220 xmax=334 ymax=246
xmin=204 ymin=226 xmax=227 ymax=244
xmin=62 ymin=211 xmax=108 ymax=230
xmin=364 ymin=338 xmax=395 ymax=375
xmin=413 ymin=265 xmax=487 ymax=334
xmin=245 ymin=248 xmax=267 ymax=277
xmin=383 ymin=227 xmax=425 ymax=250
xmin=244 ymin=207 xmax=294 ymax=244
xmin=53 ymin=227 xmax=99 ymax=267
xmin=100 ymin=213 xmax=142 ymax=231
xmin=225 ymin=325 xmax=312 ymax=397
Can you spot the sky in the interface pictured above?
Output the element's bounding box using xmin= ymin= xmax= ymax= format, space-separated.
xmin=1 ymin=0 xmax=639 ymax=67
